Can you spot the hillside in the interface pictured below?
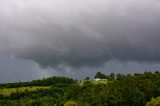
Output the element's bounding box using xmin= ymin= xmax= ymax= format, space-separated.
xmin=0 ymin=72 xmax=160 ymax=106
xmin=0 ymin=86 xmax=50 ymax=96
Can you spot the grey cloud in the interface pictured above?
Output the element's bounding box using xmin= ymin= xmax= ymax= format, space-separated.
xmin=0 ymin=0 xmax=160 ymax=69
xmin=1 ymin=55 xmax=160 ymax=82
xmin=0 ymin=55 xmax=53 ymax=83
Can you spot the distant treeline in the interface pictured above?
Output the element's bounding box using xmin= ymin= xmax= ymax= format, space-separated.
xmin=0 ymin=76 xmax=75 ymax=88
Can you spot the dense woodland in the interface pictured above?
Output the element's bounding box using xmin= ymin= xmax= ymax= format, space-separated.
xmin=0 ymin=71 xmax=160 ymax=106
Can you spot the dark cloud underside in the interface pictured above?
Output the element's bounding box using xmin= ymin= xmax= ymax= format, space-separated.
xmin=0 ymin=0 xmax=160 ymax=81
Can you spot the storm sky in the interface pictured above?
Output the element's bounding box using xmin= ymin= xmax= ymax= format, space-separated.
xmin=0 ymin=0 xmax=160 ymax=82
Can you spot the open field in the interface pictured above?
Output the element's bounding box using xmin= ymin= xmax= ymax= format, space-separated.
xmin=91 ymin=79 xmax=108 ymax=84
xmin=0 ymin=86 xmax=50 ymax=96
xmin=79 ymin=79 xmax=112 ymax=85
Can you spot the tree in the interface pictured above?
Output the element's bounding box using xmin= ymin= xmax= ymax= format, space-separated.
xmin=109 ymin=73 xmax=115 ymax=81
xmin=85 ymin=77 xmax=90 ymax=80
xmin=94 ymin=72 xmax=106 ymax=79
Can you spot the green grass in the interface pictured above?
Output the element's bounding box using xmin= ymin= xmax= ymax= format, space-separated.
xmin=64 ymin=101 xmax=78 ymax=106
xmin=0 ymin=86 xmax=50 ymax=96
xmin=79 ymin=79 xmax=111 ymax=85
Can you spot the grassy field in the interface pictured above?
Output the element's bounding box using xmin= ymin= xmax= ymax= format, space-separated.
xmin=0 ymin=86 xmax=50 ymax=96
xmin=79 ymin=79 xmax=110 ymax=85
xmin=91 ymin=80 xmax=108 ymax=84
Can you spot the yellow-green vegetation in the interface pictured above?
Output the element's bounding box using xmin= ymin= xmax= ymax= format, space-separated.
xmin=145 ymin=97 xmax=160 ymax=106
xmin=64 ymin=101 xmax=78 ymax=106
xmin=79 ymin=79 xmax=111 ymax=85
xmin=0 ymin=86 xmax=50 ymax=96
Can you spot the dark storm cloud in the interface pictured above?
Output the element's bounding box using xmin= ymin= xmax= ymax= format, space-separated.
xmin=0 ymin=0 xmax=160 ymax=69
xmin=0 ymin=55 xmax=52 ymax=83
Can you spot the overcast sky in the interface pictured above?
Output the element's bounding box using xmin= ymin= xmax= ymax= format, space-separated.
xmin=0 ymin=0 xmax=160 ymax=83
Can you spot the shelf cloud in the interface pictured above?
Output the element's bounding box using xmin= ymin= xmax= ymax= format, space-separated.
xmin=0 ymin=0 xmax=160 ymax=82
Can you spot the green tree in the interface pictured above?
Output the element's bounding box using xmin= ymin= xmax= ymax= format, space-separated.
xmin=95 ymin=72 xmax=106 ymax=79
xmin=85 ymin=77 xmax=90 ymax=80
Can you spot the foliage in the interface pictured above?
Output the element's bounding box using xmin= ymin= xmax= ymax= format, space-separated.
xmin=0 ymin=86 xmax=49 ymax=96
xmin=64 ymin=101 xmax=78 ymax=106
xmin=145 ymin=97 xmax=160 ymax=106
xmin=94 ymin=72 xmax=106 ymax=79
xmin=0 ymin=76 xmax=75 ymax=88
